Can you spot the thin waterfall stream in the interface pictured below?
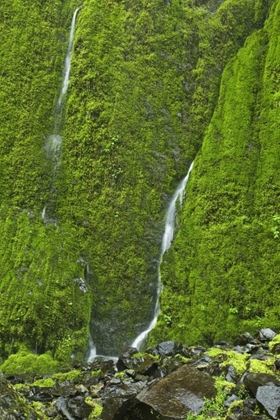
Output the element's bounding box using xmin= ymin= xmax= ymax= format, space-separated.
xmin=88 ymin=161 xmax=194 ymax=361
xmin=42 ymin=6 xmax=81 ymax=220
xmin=131 ymin=161 xmax=194 ymax=350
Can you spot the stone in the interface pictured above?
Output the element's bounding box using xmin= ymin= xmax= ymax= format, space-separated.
xmin=100 ymin=381 xmax=147 ymax=420
xmin=112 ymin=364 xmax=216 ymax=420
xmin=258 ymin=328 xmax=277 ymax=342
xmin=224 ymin=394 xmax=239 ymax=408
xmin=243 ymin=372 xmax=280 ymax=396
xmin=157 ymin=341 xmax=183 ymax=356
xmin=226 ymin=365 xmax=238 ymax=383
xmin=192 ymin=354 xmax=212 ymax=371
xmin=274 ymin=359 xmax=280 ymax=370
xmin=272 ymin=343 xmax=280 ymax=355
xmin=116 ymin=347 xmax=139 ymax=371
xmin=68 ymin=395 xmax=93 ymax=418
xmin=56 ymin=395 xmax=92 ymax=419
xmin=0 ymin=377 xmax=38 ymax=420
xmin=256 ymin=384 xmax=280 ymax=419
xmin=215 ymin=340 xmax=230 ymax=346
xmin=234 ymin=332 xmax=254 ymax=346
xmin=190 ymin=346 xmax=207 ymax=357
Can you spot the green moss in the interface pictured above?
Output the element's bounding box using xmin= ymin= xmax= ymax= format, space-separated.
xmin=248 ymin=358 xmax=275 ymax=374
xmin=206 ymin=348 xmax=249 ymax=376
xmin=187 ymin=377 xmax=235 ymax=420
xmin=85 ymin=397 xmax=103 ymax=419
xmin=32 ymin=377 xmax=56 ymax=388
xmin=52 ymin=368 xmax=81 ymax=383
xmin=269 ymin=334 xmax=280 ymax=349
xmin=114 ymin=371 xmax=126 ymax=379
xmin=91 ymin=369 xmax=102 ymax=378
xmin=131 ymin=352 xmax=159 ymax=361
xmin=30 ymin=401 xmax=50 ymax=420
xmin=152 ymin=0 xmax=280 ymax=346
xmin=220 ymin=352 xmax=248 ymax=376
xmin=0 ymin=350 xmax=59 ymax=375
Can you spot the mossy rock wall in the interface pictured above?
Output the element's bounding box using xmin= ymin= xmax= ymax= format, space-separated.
xmin=0 ymin=0 xmax=91 ymax=363
xmin=0 ymin=0 xmax=274 ymax=363
xmin=150 ymin=0 xmax=280 ymax=346
xmin=58 ymin=0 xmax=264 ymax=354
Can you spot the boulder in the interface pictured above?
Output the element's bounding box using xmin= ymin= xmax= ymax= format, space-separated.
xmin=272 ymin=343 xmax=280 ymax=355
xmin=243 ymin=372 xmax=280 ymax=396
xmin=100 ymin=381 xmax=147 ymax=420
xmin=111 ymin=364 xmax=216 ymax=419
xmin=226 ymin=365 xmax=238 ymax=383
xmin=256 ymin=384 xmax=280 ymax=419
xmin=56 ymin=395 xmax=92 ymax=419
xmin=157 ymin=341 xmax=183 ymax=356
xmin=258 ymin=328 xmax=277 ymax=342
xmin=116 ymin=347 xmax=139 ymax=371
xmin=234 ymin=332 xmax=255 ymax=346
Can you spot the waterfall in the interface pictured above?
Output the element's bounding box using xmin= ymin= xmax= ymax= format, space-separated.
xmin=131 ymin=161 xmax=194 ymax=350
xmin=43 ymin=6 xmax=81 ymax=221
xmin=86 ymin=161 xmax=194 ymax=361
xmin=87 ymin=334 xmax=97 ymax=363
xmin=87 ymin=334 xmax=118 ymax=363
xmin=54 ymin=6 xmax=82 ymax=132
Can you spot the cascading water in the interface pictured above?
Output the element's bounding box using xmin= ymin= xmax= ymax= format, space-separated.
xmin=87 ymin=334 xmax=97 ymax=362
xmin=54 ymin=6 xmax=82 ymax=131
xmin=131 ymin=161 xmax=194 ymax=350
xmin=42 ymin=6 xmax=81 ymax=221
xmin=87 ymin=161 xmax=194 ymax=361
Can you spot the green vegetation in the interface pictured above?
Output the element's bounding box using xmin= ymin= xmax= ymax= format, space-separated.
xmin=85 ymin=398 xmax=103 ymax=419
xmin=0 ymin=0 xmax=278 ymax=368
xmin=186 ymin=377 xmax=236 ymax=420
xmin=52 ymin=368 xmax=82 ymax=383
xmin=0 ymin=350 xmax=59 ymax=375
xmin=151 ymin=0 xmax=280 ymax=346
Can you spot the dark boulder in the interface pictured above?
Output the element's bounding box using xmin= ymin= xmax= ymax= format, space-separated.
xmin=56 ymin=395 xmax=92 ymax=419
xmin=272 ymin=343 xmax=280 ymax=355
xmin=256 ymin=384 xmax=280 ymax=419
xmin=100 ymin=381 xmax=147 ymax=420
xmin=111 ymin=364 xmax=216 ymax=420
xmin=156 ymin=341 xmax=183 ymax=356
xmin=224 ymin=394 xmax=239 ymax=408
xmin=226 ymin=365 xmax=238 ymax=383
xmin=274 ymin=359 xmax=280 ymax=370
xmin=116 ymin=347 xmax=140 ymax=371
xmin=243 ymin=372 xmax=280 ymax=396
xmin=258 ymin=328 xmax=277 ymax=342
xmin=234 ymin=332 xmax=255 ymax=346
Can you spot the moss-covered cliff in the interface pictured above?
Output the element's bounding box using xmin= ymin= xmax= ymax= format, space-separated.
xmin=0 ymin=0 xmax=91 ymax=362
xmin=151 ymin=0 xmax=280 ymax=346
xmin=0 ymin=0 xmax=277 ymax=366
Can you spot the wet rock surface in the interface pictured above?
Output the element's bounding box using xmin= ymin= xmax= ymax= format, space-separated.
xmin=130 ymin=365 xmax=216 ymax=419
xmin=0 ymin=330 xmax=280 ymax=419
xmin=256 ymin=384 xmax=280 ymax=419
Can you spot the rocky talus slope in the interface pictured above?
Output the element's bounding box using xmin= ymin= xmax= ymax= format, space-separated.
xmin=1 ymin=329 xmax=280 ymax=420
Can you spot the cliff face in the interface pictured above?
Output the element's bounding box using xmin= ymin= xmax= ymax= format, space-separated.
xmin=151 ymin=0 xmax=279 ymax=346
xmin=0 ymin=0 xmax=276 ymax=364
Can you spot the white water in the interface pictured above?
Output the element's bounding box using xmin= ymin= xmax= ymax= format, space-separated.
xmin=87 ymin=334 xmax=97 ymax=363
xmin=87 ymin=161 xmax=194 ymax=361
xmin=42 ymin=7 xmax=81 ymax=221
xmin=131 ymin=161 xmax=194 ymax=350
xmin=55 ymin=6 xmax=82 ymax=128
xmin=87 ymin=334 xmax=118 ymax=363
